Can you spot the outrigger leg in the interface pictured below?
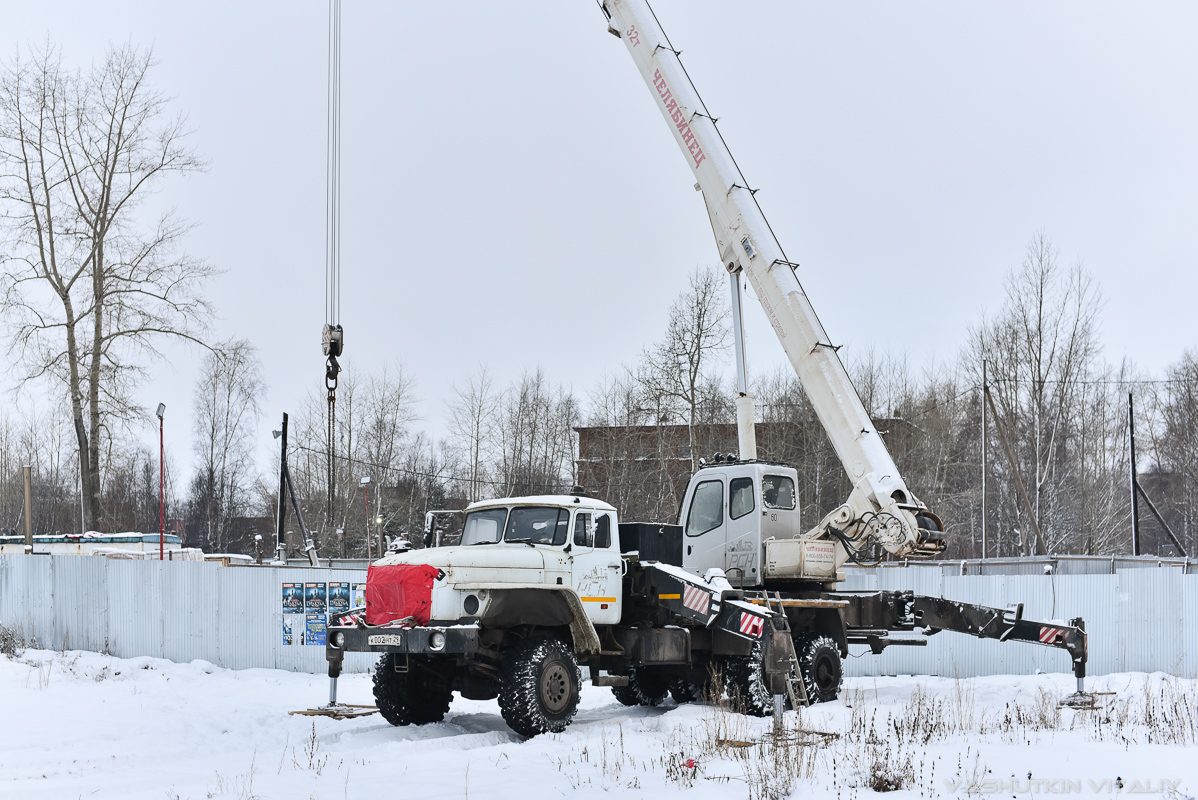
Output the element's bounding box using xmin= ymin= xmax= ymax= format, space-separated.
xmin=289 ymin=637 xmax=378 ymax=720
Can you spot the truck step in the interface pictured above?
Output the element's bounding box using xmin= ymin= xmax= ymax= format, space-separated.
xmin=591 ymin=674 xmax=630 ymax=687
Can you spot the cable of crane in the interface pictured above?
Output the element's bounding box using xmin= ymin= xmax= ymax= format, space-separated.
xmin=321 ymin=0 xmax=344 ymax=533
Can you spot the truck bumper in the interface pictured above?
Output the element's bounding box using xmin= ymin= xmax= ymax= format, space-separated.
xmin=326 ymin=624 xmax=480 ymax=657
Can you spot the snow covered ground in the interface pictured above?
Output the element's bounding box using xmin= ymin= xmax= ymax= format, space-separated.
xmin=2 ymin=649 xmax=1195 ymax=800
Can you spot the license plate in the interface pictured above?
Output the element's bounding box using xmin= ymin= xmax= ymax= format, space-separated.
xmin=368 ymin=634 xmax=403 ymax=646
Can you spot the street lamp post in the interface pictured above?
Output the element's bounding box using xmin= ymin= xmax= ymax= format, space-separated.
xmin=360 ymin=476 xmax=372 ymax=560
xmin=156 ymin=403 xmax=166 ymax=560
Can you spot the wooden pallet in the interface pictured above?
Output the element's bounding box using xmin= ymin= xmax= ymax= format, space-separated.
xmin=289 ymin=704 xmax=379 ymax=720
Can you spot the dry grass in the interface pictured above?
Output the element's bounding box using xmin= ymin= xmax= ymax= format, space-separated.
xmin=0 ymin=623 xmax=24 ymax=658
xmin=836 ymin=686 xmax=946 ymax=793
xmin=550 ymin=668 xmax=834 ymax=800
xmin=1086 ymin=677 xmax=1198 ymax=746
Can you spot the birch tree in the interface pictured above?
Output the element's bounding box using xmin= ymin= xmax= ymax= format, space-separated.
xmin=0 ymin=42 xmax=212 ymax=532
xmin=187 ymin=341 xmax=264 ymax=552
xmin=447 ymin=365 xmax=496 ymax=503
xmin=638 ymin=265 xmax=729 ymax=472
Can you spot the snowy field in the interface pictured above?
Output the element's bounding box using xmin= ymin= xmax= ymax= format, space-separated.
xmin=2 ymin=649 xmax=1195 ymax=800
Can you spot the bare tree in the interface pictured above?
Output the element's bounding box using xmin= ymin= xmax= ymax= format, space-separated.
xmin=495 ymin=369 xmax=579 ymax=496
xmin=1146 ymin=350 xmax=1198 ymax=554
xmin=186 ymin=340 xmax=264 ymax=552
xmin=638 ymin=265 xmax=730 ymax=472
xmin=969 ymin=233 xmax=1102 ymax=553
xmin=446 ymin=365 xmax=496 ymax=503
xmin=0 ymin=42 xmax=212 ymax=532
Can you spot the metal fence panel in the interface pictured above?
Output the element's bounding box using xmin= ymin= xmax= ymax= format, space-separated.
xmin=1056 ymin=573 xmax=1121 ymax=676
xmin=3 ymin=556 xmax=1196 ymax=678
xmin=217 ymin=566 xmax=270 ymax=671
xmin=51 ymin=556 xmax=108 ymax=653
xmin=1119 ymin=568 xmax=1185 ymax=675
xmin=162 ymin=562 xmax=221 ymax=664
xmin=107 ymin=558 xmax=164 ymax=659
xmin=1184 ymin=578 xmax=1198 ymax=679
xmin=0 ymin=556 xmax=52 ymax=647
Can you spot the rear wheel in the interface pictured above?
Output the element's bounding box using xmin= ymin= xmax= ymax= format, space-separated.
xmin=498 ymin=638 xmax=581 ymax=737
xmin=668 ymin=677 xmax=700 ymax=704
xmin=668 ymin=664 xmax=722 ymax=704
xmin=796 ymin=634 xmax=842 ymax=703
xmin=372 ymin=654 xmax=453 ymax=726
xmin=723 ymin=640 xmax=772 ymax=717
xmin=611 ymin=666 xmax=670 ymax=707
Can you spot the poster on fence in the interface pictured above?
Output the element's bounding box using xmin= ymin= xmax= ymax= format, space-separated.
xmin=305 ymin=582 xmax=326 ymax=614
xmin=283 ymin=614 xmax=303 ymax=646
xmin=352 ymin=583 xmax=366 ymax=609
xmin=305 ymin=614 xmax=327 ymax=646
xmin=328 ymin=582 xmax=351 ymax=615
xmin=282 ymin=583 xmax=304 ymax=614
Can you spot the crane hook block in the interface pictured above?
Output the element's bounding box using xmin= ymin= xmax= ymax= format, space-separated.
xmin=322 ymin=324 xmax=344 ymax=358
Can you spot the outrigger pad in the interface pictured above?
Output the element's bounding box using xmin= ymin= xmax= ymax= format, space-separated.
xmin=289 ymin=704 xmax=378 ymax=720
xmin=365 ymin=564 xmax=439 ymax=626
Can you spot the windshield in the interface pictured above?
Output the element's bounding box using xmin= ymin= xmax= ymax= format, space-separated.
xmin=505 ymin=507 xmax=569 ymax=545
xmin=460 ymin=508 xmax=507 ymax=545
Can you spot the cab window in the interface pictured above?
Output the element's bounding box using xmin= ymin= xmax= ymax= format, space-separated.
xmin=762 ymin=475 xmax=796 ymax=510
xmin=461 ymin=508 xmax=507 ymax=545
xmin=573 ymin=513 xmax=592 ymax=547
xmin=730 ymin=477 xmax=755 ymax=520
xmin=595 ymin=513 xmax=612 ymax=548
xmin=505 ymin=507 xmax=569 ymax=545
xmin=685 ymin=480 xmax=724 ymax=537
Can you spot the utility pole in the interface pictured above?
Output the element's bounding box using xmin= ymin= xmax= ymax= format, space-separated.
xmin=1128 ymin=392 xmax=1141 ymax=556
xmin=1127 ymin=392 xmax=1188 ymax=557
xmin=23 ymin=465 xmax=33 ymax=553
xmin=360 ymin=476 xmax=372 ymax=560
xmin=981 ymin=360 xmax=988 ymax=560
xmin=156 ymin=403 xmax=166 ymax=559
xmin=275 ymin=413 xmax=290 ymax=562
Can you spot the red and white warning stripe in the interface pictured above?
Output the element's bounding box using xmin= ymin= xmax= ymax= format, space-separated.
xmin=739 ymin=612 xmax=765 ymax=638
xmin=1039 ymin=626 xmax=1063 ymax=644
xmin=682 ymin=584 xmax=711 ymax=615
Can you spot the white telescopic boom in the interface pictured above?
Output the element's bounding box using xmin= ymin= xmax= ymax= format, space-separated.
xmin=602 ymin=0 xmax=942 ymax=554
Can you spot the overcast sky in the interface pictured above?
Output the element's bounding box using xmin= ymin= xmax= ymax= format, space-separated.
xmin=6 ymin=1 xmax=1198 ymax=482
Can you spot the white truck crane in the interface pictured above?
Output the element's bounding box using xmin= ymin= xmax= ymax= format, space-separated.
xmin=313 ymin=1 xmax=1091 ymax=736
xmin=601 ymin=0 xmax=946 ymax=588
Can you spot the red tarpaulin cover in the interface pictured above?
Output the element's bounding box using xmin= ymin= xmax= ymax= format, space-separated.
xmin=364 ymin=564 xmax=440 ymax=626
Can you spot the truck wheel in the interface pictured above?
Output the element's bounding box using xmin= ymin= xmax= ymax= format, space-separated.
xmin=796 ymin=634 xmax=842 ymax=704
xmin=670 ymin=664 xmax=723 ymax=704
xmin=372 ymin=654 xmax=453 ymax=726
xmin=498 ymin=638 xmax=580 ymax=737
xmin=723 ymin=640 xmax=772 ymax=717
xmin=611 ymin=667 xmax=670 ymax=707
xmin=668 ymin=677 xmax=700 ymax=704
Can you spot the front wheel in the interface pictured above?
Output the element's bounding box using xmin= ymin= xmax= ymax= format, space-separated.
xmin=498 ymin=638 xmax=581 ymax=737
xmin=372 ymin=654 xmax=453 ymax=726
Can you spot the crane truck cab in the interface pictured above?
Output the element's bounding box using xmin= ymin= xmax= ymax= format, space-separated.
xmin=680 ymin=460 xmax=801 ymax=586
xmin=680 ymin=459 xmax=851 ymax=588
xmin=372 ymin=495 xmax=623 ymax=631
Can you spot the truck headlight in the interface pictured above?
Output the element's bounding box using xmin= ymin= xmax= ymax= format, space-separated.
xmin=429 ymin=631 xmax=446 ymax=651
xmin=463 ymin=594 xmax=480 ymax=615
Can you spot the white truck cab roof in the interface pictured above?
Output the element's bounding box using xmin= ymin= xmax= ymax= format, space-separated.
xmin=465 ymin=495 xmax=617 ymax=514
